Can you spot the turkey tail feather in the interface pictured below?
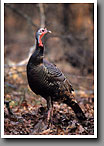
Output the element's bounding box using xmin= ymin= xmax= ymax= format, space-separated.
xmin=62 ymin=92 xmax=86 ymax=121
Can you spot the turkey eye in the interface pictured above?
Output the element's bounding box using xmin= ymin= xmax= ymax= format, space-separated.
xmin=42 ymin=29 xmax=44 ymax=32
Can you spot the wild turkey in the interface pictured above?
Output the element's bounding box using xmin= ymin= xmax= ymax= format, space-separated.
xmin=27 ymin=28 xmax=86 ymax=122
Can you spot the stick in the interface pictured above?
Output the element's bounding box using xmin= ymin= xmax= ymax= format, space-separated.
xmin=4 ymin=101 xmax=13 ymax=115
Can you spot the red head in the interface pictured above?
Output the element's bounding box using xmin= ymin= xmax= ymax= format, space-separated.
xmin=36 ymin=28 xmax=51 ymax=47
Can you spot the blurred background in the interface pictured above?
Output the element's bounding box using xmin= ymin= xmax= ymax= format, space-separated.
xmin=4 ymin=3 xmax=94 ymax=135
xmin=4 ymin=3 xmax=94 ymax=88
xmin=4 ymin=3 xmax=94 ymax=73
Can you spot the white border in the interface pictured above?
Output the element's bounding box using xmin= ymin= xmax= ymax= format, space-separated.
xmin=1 ymin=0 xmax=97 ymax=138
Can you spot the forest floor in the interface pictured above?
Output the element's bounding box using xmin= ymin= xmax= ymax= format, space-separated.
xmin=4 ymin=63 xmax=94 ymax=135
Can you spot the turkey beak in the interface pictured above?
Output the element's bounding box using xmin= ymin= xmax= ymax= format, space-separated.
xmin=47 ymin=30 xmax=52 ymax=33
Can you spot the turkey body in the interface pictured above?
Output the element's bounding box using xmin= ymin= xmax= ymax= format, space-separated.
xmin=27 ymin=28 xmax=86 ymax=121
xmin=27 ymin=47 xmax=73 ymax=102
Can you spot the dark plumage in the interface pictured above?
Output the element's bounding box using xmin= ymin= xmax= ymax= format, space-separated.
xmin=27 ymin=28 xmax=86 ymax=122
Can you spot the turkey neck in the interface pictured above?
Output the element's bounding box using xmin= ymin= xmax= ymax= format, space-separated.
xmin=30 ymin=39 xmax=44 ymax=65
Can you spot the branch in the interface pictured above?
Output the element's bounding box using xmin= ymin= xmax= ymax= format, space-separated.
xmin=5 ymin=3 xmax=38 ymax=28
xmin=5 ymin=67 xmax=93 ymax=81
xmin=5 ymin=3 xmax=76 ymax=44
xmin=5 ymin=3 xmax=77 ymax=43
xmin=5 ymin=46 xmax=35 ymax=68
xmin=38 ymin=3 xmax=45 ymax=28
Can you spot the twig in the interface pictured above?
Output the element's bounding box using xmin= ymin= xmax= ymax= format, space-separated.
xmin=65 ymin=73 xmax=93 ymax=80
xmin=39 ymin=128 xmax=52 ymax=135
xmin=5 ymin=82 xmax=17 ymax=89
xmin=4 ymin=101 xmax=13 ymax=115
xmin=5 ymin=64 xmax=26 ymax=68
xmin=76 ymin=123 xmax=89 ymax=134
xmin=5 ymin=70 xmax=26 ymax=77
xmin=74 ymin=89 xmax=94 ymax=95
